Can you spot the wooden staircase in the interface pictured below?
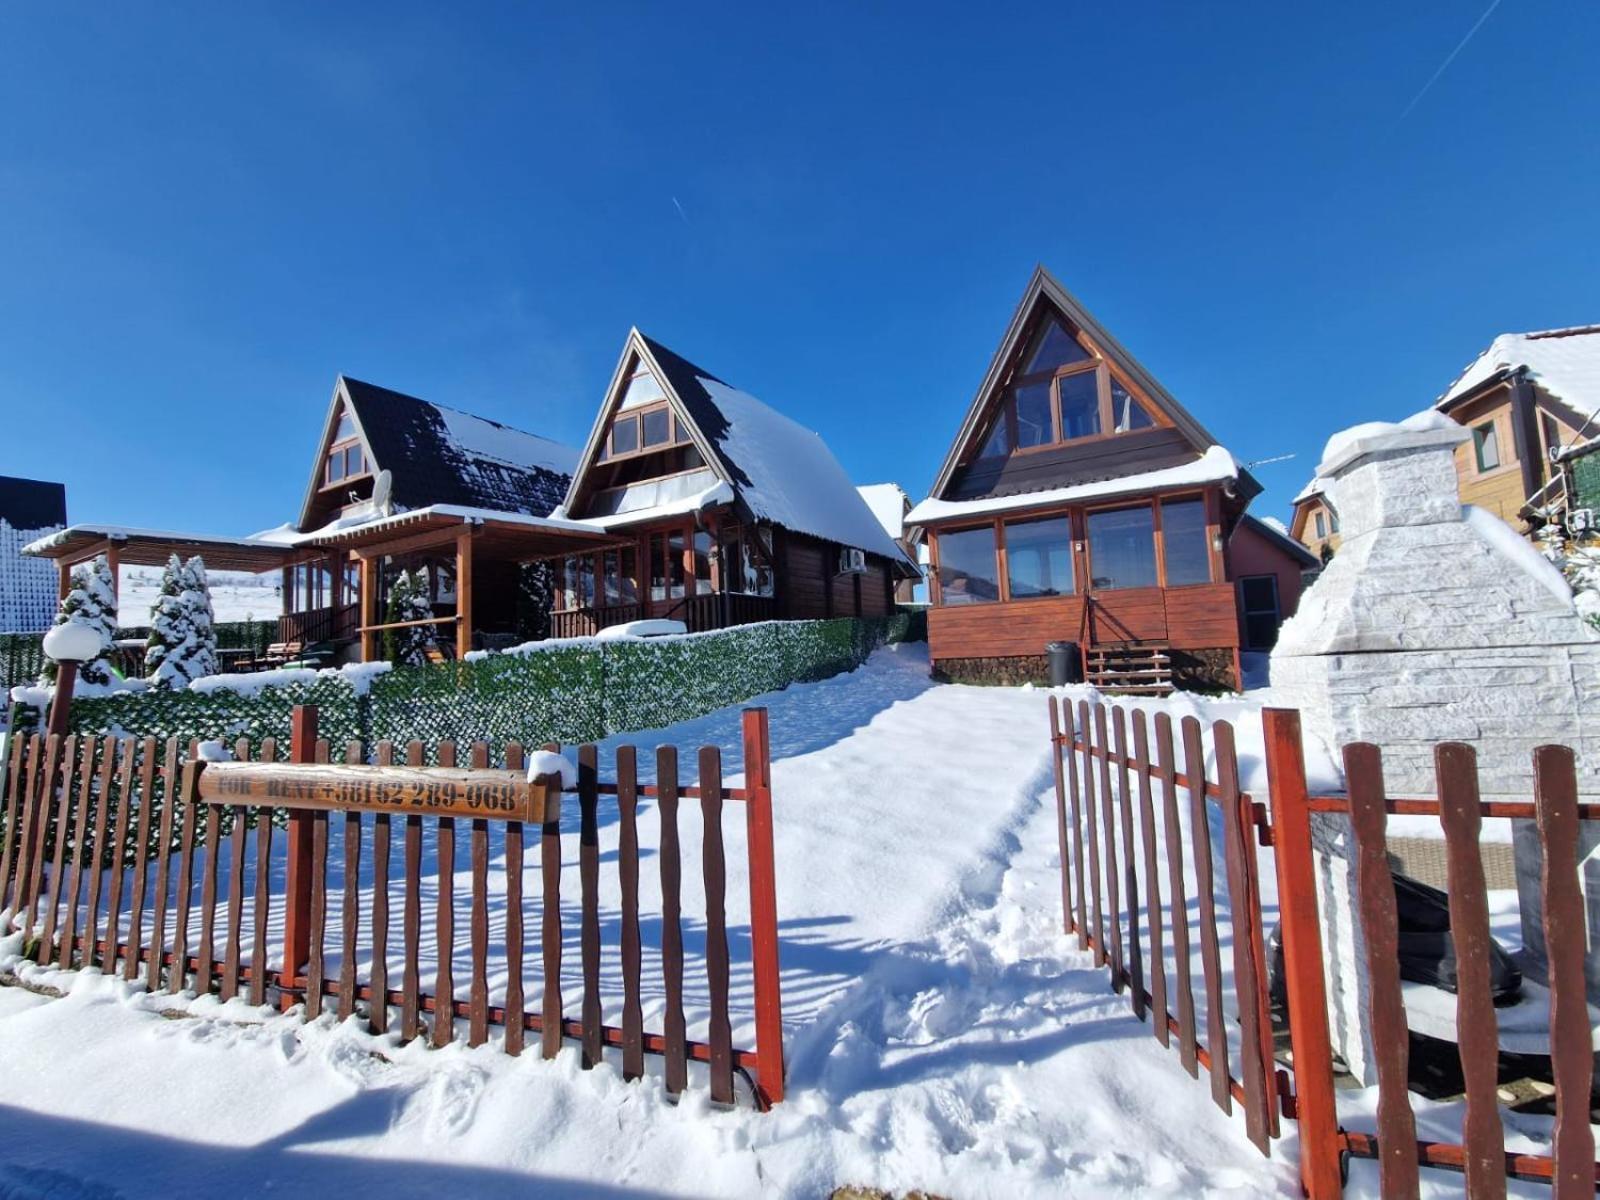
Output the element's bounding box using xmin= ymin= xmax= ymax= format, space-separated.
xmin=1086 ymin=643 xmax=1173 ymax=694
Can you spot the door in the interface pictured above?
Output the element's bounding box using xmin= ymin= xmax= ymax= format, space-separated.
xmin=1238 ymin=575 xmax=1281 ymax=650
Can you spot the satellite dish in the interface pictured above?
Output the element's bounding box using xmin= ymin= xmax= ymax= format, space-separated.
xmin=372 ymin=469 xmax=394 ymax=515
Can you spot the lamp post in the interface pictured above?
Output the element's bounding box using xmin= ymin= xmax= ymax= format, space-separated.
xmin=42 ymin=621 xmax=102 ymax=742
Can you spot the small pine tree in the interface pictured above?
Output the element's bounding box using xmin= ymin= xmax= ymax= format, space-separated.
xmin=144 ymin=554 xmax=220 ymax=688
xmin=383 ymin=568 xmax=437 ymax=666
xmin=183 ymin=555 xmax=219 ymax=678
xmin=41 ymin=554 xmax=118 ymax=686
xmin=514 ymin=560 xmax=554 ymax=644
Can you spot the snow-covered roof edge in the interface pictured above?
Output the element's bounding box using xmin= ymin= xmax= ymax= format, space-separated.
xmin=1434 ymin=325 xmax=1600 ymax=420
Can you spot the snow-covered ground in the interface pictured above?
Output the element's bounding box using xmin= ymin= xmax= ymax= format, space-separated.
xmin=0 ymin=645 xmax=1572 ymax=1197
xmin=117 ymin=565 xmax=279 ymax=627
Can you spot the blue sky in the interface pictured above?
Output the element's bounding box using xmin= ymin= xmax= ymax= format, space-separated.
xmin=2 ymin=3 xmax=1597 ymax=534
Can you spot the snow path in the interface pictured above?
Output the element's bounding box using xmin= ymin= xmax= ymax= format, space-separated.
xmin=0 ymin=646 xmax=1295 ymax=1197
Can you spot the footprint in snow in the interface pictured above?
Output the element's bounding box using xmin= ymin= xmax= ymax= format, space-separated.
xmin=403 ymin=1064 xmax=487 ymax=1139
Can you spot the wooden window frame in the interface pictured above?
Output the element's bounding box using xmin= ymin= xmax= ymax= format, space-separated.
xmin=1472 ymin=418 xmax=1502 ymax=474
xmin=600 ymin=400 xmax=690 ymax=465
xmin=998 ymin=512 xmax=1077 ymax=604
xmin=322 ymin=437 xmax=369 ymax=489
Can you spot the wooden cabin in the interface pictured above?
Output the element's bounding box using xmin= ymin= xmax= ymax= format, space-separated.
xmin=1226 ymin=514 xmax=1319 ymax=651
xmin=908 ymin=268 xmax=1264 ymax=692
xmin=1288 ymin=479 xmax=1340 ymax=561
xmin=545 ymin=330 xmax=915 ymax=636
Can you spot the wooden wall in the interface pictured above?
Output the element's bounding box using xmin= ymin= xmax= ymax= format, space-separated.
xmin=778 ymin=530 xmax=896 ymax=620
xmin=948 ymin=427 xmax=1198 ymax=502
xmin=1449 ymin=385 xmax=1528 ymax=525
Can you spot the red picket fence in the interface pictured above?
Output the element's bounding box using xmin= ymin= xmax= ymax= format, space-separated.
xmin=0 ymin=704 xmax=786 ymax=1109
xmin=1049 ymin=697 xmax=1600 ymax=1198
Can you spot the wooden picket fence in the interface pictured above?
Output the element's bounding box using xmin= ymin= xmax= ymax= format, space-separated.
xmin=1050 ymin=698 xmax=1600 ymax=1198
xmin=0 ymin=704 xmax=786 ymax=1109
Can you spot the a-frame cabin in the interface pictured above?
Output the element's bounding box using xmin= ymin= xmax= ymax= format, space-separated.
xmin=548 ymin=330 xmax=915 ymax=635
xmin=908 ymin=268 xmax=1261 ymax=691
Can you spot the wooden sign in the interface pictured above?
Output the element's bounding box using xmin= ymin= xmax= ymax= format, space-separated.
xmin=197 ymin=761 xmax=545 ymax=821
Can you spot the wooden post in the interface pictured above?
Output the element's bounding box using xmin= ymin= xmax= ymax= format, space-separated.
xmin=1261 ymin=708 xmax=1342 ymax=1199
xmin=742 ymin=707 xmax=785 ymax=1106
xmin=456 ymin=527 xmax=474 ymax=660
xmin=358 ymin=556 xmax=378 ymax=663
xmin=57 ymin=561 xmax=70 ymax=603
xmin=44 ymin=661 xmax=78 ymax=743
xmin=104 ymin=543 xmax=120 ymax=607
xmin=281 ymin=705 xmax=317 ymax=1008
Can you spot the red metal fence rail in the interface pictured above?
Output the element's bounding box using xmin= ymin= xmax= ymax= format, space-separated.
xmin=0 ymin=704 xmax=786 ymax=1110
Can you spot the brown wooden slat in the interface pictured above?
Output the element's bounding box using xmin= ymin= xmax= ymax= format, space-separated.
xmin=466 ymin=743 xmax=490 ymax=1048
xmin=332 ymin=742 xmax=363 ymax=1022
xmin=60 ymin=736 xmax=104 ymax=971
xmin=101 ymin=739 xmax=137 ymax=975
xmin=1079 ymin=701 xmax=1105 ymax=967
xmin=539 ymin=748 xmax=564 ymax=1061
xmin=1182 ymin=715 xmax=1231 ymax=1114
xmin=658 ymin=745 xmax=688 ymax=1093
xmin=401 ymin=740 xmax=424 ymax=1042
xmin=505 ymin=742 xmax=524 ymax=773
xmin=305 ymin=808 xmax=330 ymax=1020
xmin=579 ymin=744 xmax=602 ymax=1069
xmin=142 ymin=739 xmax=181 ymax=987
xmin=1113 ymin=708 xmax=1144 ymax=1017
xmin=1132 ymin=711 xmax=1168 ymax=1045
xmin=1049 ymin=698 xmax=1073 ymax=935
xmin=370 ymin=740 xmax=394 ymax=1034
xmin=1215 ymin=721 xmax=1270 ymax=1153
xmin=121 ymin=738 xmax=160 ymax=981
xmin=616 ymin=745 xmax=644 ymax=1080
xmin=220 ymin=803 xmax=248 ymax=1001
xmin=504 ymin=814 xmax=525 ymax=1056
xmin=1532 ymin=744 xmax=1596 ymax=1200
xmin=1344 ymin=743 xmax=1420 ymax=1198
xmin=195 ymin=803 xmax=222 ymax=995
xmin=12 ymin=734 xmax=46 ymax=922
xmin=250 ymin=807 xmax=274 ymax=1006
xmin=0 ymin=731 xmax=29 ymax=908
xmin=433 ymin=740 xmax=457 ymax=1048
xmin=167 ymin=751 xmax=199 ymax=993
xmin=1095 ymin=704 xmax=1124 ymax=989
xmin=1435 ymin=742 xmax=1506 ymax=1200
xmin=700 ymin=745 xmax=734 ymax=1105
xmin=24 ymin=734 xmax=64 ymax=933
xmin=1154 ymin=713 xmax=1198 ymax=1077
xmin=38 ymin=734 xmax=80 ymax=960
xmin=1064 ymin=703 xmax=1089 ymax=948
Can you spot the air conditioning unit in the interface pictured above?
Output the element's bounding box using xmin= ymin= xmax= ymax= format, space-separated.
xmin=838 ymin=547 xmax=867 ymax=574
xmin=1570 ymin=508 xmax=1597 ymax=534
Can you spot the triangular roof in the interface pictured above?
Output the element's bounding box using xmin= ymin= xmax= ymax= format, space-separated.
xmin=925 ymin=266 xmax=1232 ymax=504
xmin=562 ymin=330 xmax=911 ymax=566
xmin=1236 ymin=512 xmax=1320 ymax=569
xmin=1435 ymin=325 xmax=1600 ymax=422
xmin=296 ymin=376 xmax=578 ymax=532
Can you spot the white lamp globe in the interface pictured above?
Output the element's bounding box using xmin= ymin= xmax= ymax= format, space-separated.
xmin=43 ymin=621 xmax=103 ymax=664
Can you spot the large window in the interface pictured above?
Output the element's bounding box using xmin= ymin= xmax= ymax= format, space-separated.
xmin=1240 ymin=575 xmax=1281 ymax=650
xmin=1160 ymin=498 xmax=1212 ymax=585
xmin=937 ymin=525 xmax=1001 ymax=604
xmin=720 ymin=524 xmax=775 ymax=596
xmin=1473 ymin=421 xmax=1500 ymax=472
xmin=1003 ymin=516 xmax=1074 ymax=598
xmin=1087 ymin=505 xmax=1157 ymax=589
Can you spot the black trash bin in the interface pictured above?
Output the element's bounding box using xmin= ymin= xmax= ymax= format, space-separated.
xmin=1047 ymin=641 xmax=1081 ymax=686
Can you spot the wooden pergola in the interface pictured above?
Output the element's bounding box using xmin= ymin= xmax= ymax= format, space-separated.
xmin=25 ymin=525 xmax=300 ymax=605
xmin=301 ymin=506 xmax=625 ymax=660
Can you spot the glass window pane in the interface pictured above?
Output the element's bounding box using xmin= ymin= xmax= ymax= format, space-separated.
xmin=674 ymin=417 xmax=692 ymax=444
xmin=562 ymin=557 xmax=580 ymax=608
xmin=667 ymin=529 xmax=685 ymax=598
xmin=619 ymin=547 xmax=638 ymax=603
xmin=1474 ymin=422 xmax=1499 ymax=470
xmin=611 ymin=415 xmax=639 ymax=456
xmin=642 ymin=408 xmax=671 ymax=448
xmin=334 ymin=410 xmax=357 ymax=443
xmin=620 ymin=368 xmax=667 ymax=411
xmin=936 ymin=525 xmax=1000 ymax=605
xmin=1240 ymin=575 xmax=1278 ymax=615
xmin=649 ymin=534 xmax=666 ymax=601
xmin=1112 ymin=379 xmax=1155 ymax=432
xmin=1087 ymin=506 xmax=1157 ymax=590
xmin=579 ymin=556 xmax=596 ymax=606
xmin=977 ymin=412 xmax=1011 ymax=458
xmin=1161 ymin=499 xmax=1211 ymax=585
xmin=603 ymin=551 xmax=620 ymax=605
xmin=1004 ymin=516 xmax=1074 ymax=598
xmin=1058 ymin=371 xmax=1101 ymax=440
xmin=1023 ymin=317 xmax=1092 ymax=375
xmin=694 ymin=530 xmax=713 ymax=595
xmin=1014 ymin=381 xmax=1052 ymax=448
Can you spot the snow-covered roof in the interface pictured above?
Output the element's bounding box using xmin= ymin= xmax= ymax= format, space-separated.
xmin=1234 ymin=513 xmax=1319 ymax=568
xmin=1435 ymin=325 xmax=1600 ymax=419
xmin=333 ymin=377 xmax=577 ymax=524
xmin=857 ymin=483 xmax=910 ymax=541
xmin=906 ymin=445 xmax=1239 ymax=525
xmin=581 ymin=334 xmax=911 ymax=567
xmin=1290 ymin=478 xmax=1326 ymax=506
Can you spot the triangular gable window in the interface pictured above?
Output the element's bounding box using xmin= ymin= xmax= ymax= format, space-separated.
xmin=1111 ymin=376 xmax=1157 ymax=432
xmin=323 ymin=403 xmax=367 ymax=486
xmin=618 ymin=364 xmax=668 ymax=412
xmin=1021 ymin=316 xmax=1093 ymax=375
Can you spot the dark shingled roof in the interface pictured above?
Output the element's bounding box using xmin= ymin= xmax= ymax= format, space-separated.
xmin=339 ymin=377 xmax=577 ymax=520
xmin=0 ymin=476 xmax=67 ymax=531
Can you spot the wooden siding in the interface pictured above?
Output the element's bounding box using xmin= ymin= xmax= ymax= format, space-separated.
xmin=858 ymin=564 xmax=890 ymax=617
xmin=830 ymin=569 xmax=858 ymax=618
xmin=929 ymin=582 xmax=1240 ymax=661
xmin=1450 ymin=387 xmax=1527 ymax=525
xmin=781 ymin=538 xmax=828 ymax=620
xmin=948 ymin=427 xmax=1199 ymax=502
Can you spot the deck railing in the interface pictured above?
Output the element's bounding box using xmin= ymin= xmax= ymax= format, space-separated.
xmin=278 ymin=604 xmax=359 ymax=646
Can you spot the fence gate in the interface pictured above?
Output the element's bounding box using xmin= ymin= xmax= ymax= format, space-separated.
xmin=0 ymin=704 xmax=786 ymax=1109
xmin=1048 ymin=696 xmax=1280 ymax=1153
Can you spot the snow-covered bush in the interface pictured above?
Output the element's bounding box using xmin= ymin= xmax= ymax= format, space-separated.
xmin=382 ymin=568 xmax=437 ymax=666
xmin=39 ymin=554 xmax=118 ymax=686
xmin=144 ymin=555 xmax=220 ymax=688
xmin=1537 ymin=530 xmax=1600 ymax=628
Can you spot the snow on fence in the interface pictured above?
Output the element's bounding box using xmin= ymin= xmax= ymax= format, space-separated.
xmin=0 ymin=704 xmax=786 ymax=1109
xmin=1049 ymin=696 xmax=1600 ymax=1198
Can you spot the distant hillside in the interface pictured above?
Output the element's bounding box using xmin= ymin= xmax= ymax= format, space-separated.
xmin=118 ymin=566 xmax=280 ymax=627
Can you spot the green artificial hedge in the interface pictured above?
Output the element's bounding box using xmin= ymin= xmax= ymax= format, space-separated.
xmin=12 ymin=614 xmax=922 ymax=759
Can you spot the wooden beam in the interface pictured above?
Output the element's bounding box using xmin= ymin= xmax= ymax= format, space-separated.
xmin=57 ymin=561 xmax=70 ymax=603
xmin=104 ymin=543 xmax=120 ymax=606
xmin=359 ymin=556 xmax=378 ymax=663
xmin=456 ymin=527 xmax=475 ymax=660
xmin=349 ymin=522 xmax=467 ymax=562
